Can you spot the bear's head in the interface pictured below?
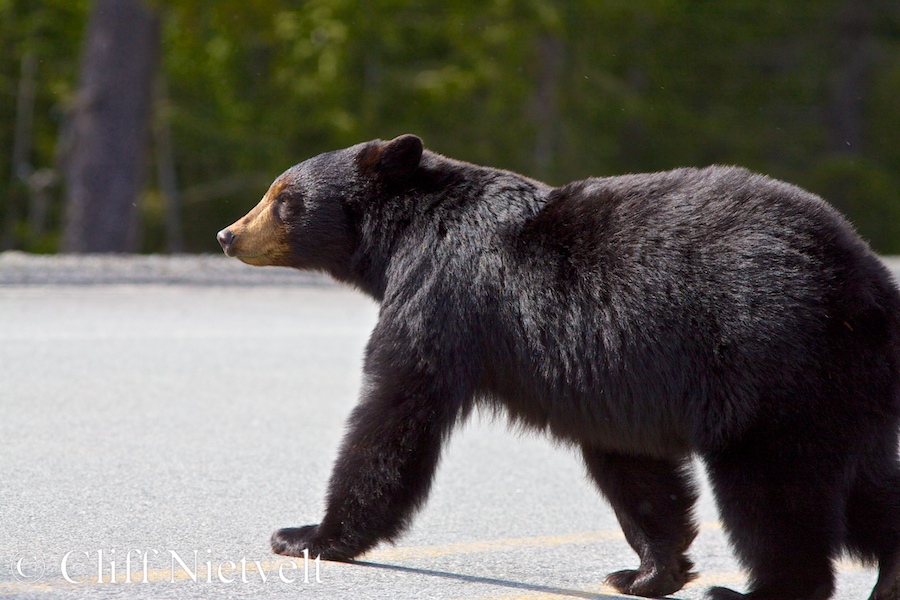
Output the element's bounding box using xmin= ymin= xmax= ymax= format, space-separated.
xmin=217 ymin=134 xmax=424 ymax=277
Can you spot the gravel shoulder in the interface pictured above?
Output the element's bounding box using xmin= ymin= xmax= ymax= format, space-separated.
xmin=2 ymin=251 xmax=899 ymax=287
xmin=0 ymin=252 xmax=331 ymax=286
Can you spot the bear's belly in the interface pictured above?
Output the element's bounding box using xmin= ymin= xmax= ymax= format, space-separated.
xmin=480 ymin=381 xmax=694 ymax=458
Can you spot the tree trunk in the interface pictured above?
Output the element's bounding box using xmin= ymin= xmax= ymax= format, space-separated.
xmin=154 ymin=76 xmax=183 ymax=254
xmin=531 ymin=35 xmax=565 ymax=179
xmin=63 ymin=0 xmax=160 ymax=253
xmin=828 ymin=0 xmax=874 ymax=155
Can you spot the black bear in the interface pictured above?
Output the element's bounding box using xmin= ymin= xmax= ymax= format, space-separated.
xmin=217 ymin=135 xmax=900 ymax=600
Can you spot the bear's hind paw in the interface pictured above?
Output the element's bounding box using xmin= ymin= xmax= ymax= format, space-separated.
xmin=605 ymin=557 xmax=697 ymax=597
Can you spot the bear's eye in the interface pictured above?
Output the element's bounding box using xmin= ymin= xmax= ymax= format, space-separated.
xmin=275 ymin=193 xmax=294 ymax=213
xmin=273 ymin=193 xmax=291 ymax=221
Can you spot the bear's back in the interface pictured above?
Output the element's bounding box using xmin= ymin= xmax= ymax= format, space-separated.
xmin=510 ymin=165 xmax=880 ymax=303
xmin=473 ymin=166 xmax=900 ymax=451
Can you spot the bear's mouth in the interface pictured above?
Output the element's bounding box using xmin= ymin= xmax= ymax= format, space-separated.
xmin=233 ymin=245 xmax=291 ymax=267
xmin=237 ymin=254 xmax=276 ymax=266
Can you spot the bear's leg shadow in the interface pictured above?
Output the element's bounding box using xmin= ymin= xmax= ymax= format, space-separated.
xmin=703 ymin=430 xmax=846 ymax=600
xmin=581 ymin=448 xmax=699 ymax=597
xmin=845 ymin=431 xmax=900 ymax=600
xmin=271 ymin=375 xmax=464 ymax=561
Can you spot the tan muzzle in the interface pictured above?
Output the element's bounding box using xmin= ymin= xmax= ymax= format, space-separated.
xmin=216 ymin=187 xmax=290 ymax=266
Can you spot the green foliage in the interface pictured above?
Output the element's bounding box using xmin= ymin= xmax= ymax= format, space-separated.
xmin=2 ymin=0 xmax=899 ymax=253
xmin=0 ymin=0 xmax=87 ymax=251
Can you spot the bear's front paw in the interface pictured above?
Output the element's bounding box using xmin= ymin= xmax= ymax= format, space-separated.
xmin=605 ymin=556 xmax=697 ymax=597
xmin=270 ymin=525 xmax=352 ymax=561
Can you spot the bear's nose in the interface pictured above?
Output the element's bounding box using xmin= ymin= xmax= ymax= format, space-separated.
xmin=217 ymin=228 xmax=236 ymax=255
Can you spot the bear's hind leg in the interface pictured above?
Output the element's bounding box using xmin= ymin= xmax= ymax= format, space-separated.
xmin=581 ymin=448 xmax=699 ymax=597
xmin=703 ymin=433 xmax=843 ymax=600
xmin=846 ymin=440 xmax=900 ymax=600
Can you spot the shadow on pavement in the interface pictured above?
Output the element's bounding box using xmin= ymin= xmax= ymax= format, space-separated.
xmin=353 ymin=560 xmax=646 ymax=599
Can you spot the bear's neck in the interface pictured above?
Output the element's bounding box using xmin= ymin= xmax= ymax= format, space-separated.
xmin=342 ymin=154 xmax=551 ymax=302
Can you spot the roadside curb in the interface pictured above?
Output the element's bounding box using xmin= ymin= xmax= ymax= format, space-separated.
xmin=0 ymin=251 xmax=332 ymax=286
xmin=2 ymin=251 xmax=898 ymax=287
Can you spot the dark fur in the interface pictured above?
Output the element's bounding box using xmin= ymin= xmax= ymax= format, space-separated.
xmin=239 ymin=135 xmax=900 ymax=600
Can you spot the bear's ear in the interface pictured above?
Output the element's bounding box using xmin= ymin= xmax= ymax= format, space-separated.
xmin=357 ymin=134 xmax=423 ymax=181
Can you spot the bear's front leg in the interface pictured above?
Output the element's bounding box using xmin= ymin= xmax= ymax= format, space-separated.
xmin=272 ymin=336 xmax=468 ymax=560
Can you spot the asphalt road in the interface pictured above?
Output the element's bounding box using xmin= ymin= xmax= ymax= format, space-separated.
xmin=1 ymin=254 xmax=893 ymax=600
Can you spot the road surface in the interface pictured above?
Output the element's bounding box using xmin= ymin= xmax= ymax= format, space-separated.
xmin=1 ymin=253 xmax=892 ymax=599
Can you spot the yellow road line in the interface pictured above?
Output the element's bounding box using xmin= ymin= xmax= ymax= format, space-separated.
xmin=360 ymin=521 xmax=721 ymax=562
xmin=1 ymin=522 xmax=873 ymax=597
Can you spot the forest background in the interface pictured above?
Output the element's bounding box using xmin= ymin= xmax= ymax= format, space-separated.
xmin=1 ymin=0 xmax=898 ymax=254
